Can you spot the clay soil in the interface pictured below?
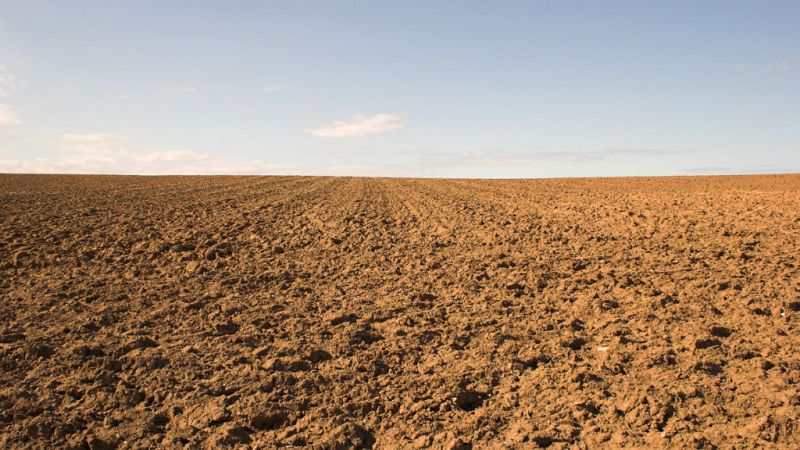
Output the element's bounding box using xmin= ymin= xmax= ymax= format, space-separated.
xmin=1 ymin=174 xmax=799 ymax=449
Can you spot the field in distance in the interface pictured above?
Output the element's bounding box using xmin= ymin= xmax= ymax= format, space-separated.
xmin=1 ymin=174 xmax=798 ymax=448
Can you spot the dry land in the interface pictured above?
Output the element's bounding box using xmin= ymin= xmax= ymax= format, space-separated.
xmin=1 ymin=174 xmax=798 ymax=449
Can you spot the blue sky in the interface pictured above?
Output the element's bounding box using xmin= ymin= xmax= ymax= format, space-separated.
xmin=0 ymin=1 xmax=798 ymax=177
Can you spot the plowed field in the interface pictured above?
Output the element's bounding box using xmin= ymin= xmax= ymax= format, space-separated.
xmin=1 ymin=174 xmax=799 ymax=449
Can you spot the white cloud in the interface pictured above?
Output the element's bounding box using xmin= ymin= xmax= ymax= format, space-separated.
xmin=763 ymin=56 xmax=800 ymax=73
xmin=263 ymin=84 xmax=289 ymax=93
xmin=304 ymin=113 xmax=404 ymax=138
xmin=0 ymin=67 xmax=20 ymax=128
xmin=61 ymin=133 xmax=130 ymax=143
xmin=162 ymin=86 xmax=198 ymax=94
xmin=0 ymin=104 xmax=21 ymax=127
xmin=0 ymin=133 xmax=296 ymax=175
xmin=684 ymin=164 xmax=789 ymax=175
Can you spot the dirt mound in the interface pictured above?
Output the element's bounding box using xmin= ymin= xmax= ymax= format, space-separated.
xmin=1 ymin=174 xmax=798 ymax=448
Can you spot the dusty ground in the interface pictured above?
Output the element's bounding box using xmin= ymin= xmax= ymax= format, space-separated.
xmin=1 ymin=174 xmax=798 ymax=449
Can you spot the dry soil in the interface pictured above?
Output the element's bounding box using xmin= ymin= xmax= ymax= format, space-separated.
xmin=1 ymin=174 xmax=798 ymax=449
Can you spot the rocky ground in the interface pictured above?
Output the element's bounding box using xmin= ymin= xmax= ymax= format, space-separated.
xmin=1 ymin=174 xmax=798 ymax=449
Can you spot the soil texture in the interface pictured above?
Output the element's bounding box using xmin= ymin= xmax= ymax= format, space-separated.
xmin=1 ymin=174 xmax=799 ymax=448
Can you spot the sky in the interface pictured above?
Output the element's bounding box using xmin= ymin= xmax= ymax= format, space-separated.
xmin=0 ymin=0 xmax=798 ymax=178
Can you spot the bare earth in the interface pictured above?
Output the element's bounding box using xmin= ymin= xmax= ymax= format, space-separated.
xmin=1 ymin=174 xmax=798 ymax=449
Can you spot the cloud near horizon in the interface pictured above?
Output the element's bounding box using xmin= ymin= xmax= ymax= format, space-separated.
xmin=0 ymin=67 xmax=15 ymax=97
xmin=263 ymin=84 xmax=290 ymax=93
xmin=161 ymin=86 xmax=199 ymax=94
xmin=423 ymin=148 xmax=691 ymax=167
xmin=0 ymin=133 xmax=294 ymax=175
xmin=304 ymin=113 xmax=404 ymax=138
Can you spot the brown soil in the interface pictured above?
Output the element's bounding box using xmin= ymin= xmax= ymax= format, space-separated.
xmin=1 ymin=174 xmax=798 ymax=449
